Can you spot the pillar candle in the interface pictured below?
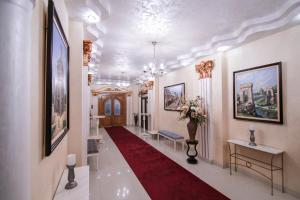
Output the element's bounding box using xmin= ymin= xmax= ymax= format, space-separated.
xmin=249 ymin=125 xmax=255 ymax=131
xmin=67 ymin=154 xmax=76 ymax=166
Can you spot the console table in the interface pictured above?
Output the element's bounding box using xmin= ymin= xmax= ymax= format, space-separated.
xmin=90 ymin=115 xmax=105 ymax=135
xmin=227 ymin=139 xmax=284 ymax=195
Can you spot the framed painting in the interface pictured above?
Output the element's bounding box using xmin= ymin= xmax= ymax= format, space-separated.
xmin=233 ymin=62 xmax=283 ymax=124
xmin=164 ymin=83 xmax=185 ymax=111
xmin=45 ymin=0 xmax=70 ymax=156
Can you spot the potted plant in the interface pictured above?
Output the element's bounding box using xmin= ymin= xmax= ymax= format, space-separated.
xmin=178 ymin=96 xmax=206 ymax=140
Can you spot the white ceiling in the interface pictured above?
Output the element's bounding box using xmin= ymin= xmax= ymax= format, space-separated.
xmin=66 ymin=0 xmax=300 ymax=83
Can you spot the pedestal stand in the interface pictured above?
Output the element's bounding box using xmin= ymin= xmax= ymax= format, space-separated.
xmin=65 ymin=165 xmax=78 ymax=189
xmin=186 ymin=140 xmax=198 ymax=164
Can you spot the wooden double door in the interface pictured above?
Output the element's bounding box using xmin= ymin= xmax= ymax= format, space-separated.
xmin=98 ymin=93 xmax=126 ymax=127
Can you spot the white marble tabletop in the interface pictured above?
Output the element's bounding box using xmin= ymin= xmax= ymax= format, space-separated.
xmin=227 ymin=139 xmax=283 ymax=155
xmin=54 ymin=166 xmax=89 ymax=200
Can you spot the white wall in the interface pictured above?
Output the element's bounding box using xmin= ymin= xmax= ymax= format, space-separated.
xmin=68 ymin=20 xmax=86 ymax=166
xmin=225 ymin=25 xmax=300 ymax=196
xmin=156 ymin=25 xmax=300 ymax=197
xmin=82 ymin=67 xmax=89 ymax=166
xmin=31 ymin=1 xmax=69 ymax=200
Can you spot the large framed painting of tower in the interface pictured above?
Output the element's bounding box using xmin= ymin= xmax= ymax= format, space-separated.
xmin=233 ymin=62 xmax=283 ymax=124
xmin=45 ymin=0 xmax=70 ymax=156
xmin=164 ymin=83 xmax=185 ymax=111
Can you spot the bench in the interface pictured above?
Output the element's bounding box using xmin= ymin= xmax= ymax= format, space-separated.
xmin=158 ymin=130 xmax=185 ymax=151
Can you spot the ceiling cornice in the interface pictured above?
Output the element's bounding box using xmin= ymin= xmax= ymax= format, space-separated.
xmin=166 ymin=0 xmax=300 ymax=69
xmin=3 ymin=0 xmax=35 ymax=10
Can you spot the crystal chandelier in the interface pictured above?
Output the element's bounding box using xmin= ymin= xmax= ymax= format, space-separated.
xmin=142 ymin=41 xmax=166 ymax=81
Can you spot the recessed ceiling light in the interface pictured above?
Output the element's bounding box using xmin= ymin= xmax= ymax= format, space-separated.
xmin=86 ymin=13 xmax=100 ymax=24
xmin=217 ymin=46 xmax=232 ymax=52
xmin=294 ymin=13 xmax=300 ymax=21
xmin=89 ymin=63 xmax=95 ymax=67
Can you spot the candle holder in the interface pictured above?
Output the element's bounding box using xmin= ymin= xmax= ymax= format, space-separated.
xmin=249 ymin=129 xmax=257 ymax=146
xmin=65 ymin=164 xmax=78 ymax=190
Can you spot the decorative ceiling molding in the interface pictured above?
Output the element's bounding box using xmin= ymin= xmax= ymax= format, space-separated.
xmin=92 ymin=86 xmax=132 ymax=95
xmin=68 ymin=0 xmax=300 ymax=83
xmin=66 ymin=0 xmax=110 ymax=71
xmin=129 ymin=0 xmax=182 ymax=39
xmin=5 ymin=0 xmax=35 ymax=10
xmin=165 ymin=0 xmax=300 ymax=69
xmin=86 ymin=0 xmax=110 ymax=20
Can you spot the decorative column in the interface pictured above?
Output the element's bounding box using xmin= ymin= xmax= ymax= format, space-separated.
xmin=0 ymin=1 xmax=35 ymax=200
xmin=195 ymin=60 xmax=213 ymax=161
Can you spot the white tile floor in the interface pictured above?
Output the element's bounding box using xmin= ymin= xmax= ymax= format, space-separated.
xmin=89 ymin=126 xmax=299 ymax=200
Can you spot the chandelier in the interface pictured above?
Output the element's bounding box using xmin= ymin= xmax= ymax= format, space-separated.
xmin=142 ymin=41 xmax=166 ymax=81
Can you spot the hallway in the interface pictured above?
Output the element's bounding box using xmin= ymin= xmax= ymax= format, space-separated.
xmin=1 ymin=0 xmax=300 ymax=199
xmin=89 ymin=127 xmax=298 ymax=200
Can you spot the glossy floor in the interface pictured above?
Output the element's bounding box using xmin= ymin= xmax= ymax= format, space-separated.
xmin=89 ymin=127 xmax=299 ymax=200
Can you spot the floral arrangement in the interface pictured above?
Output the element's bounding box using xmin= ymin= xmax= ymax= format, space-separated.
xmin=178 ymin=96 xmax=206 ymax=125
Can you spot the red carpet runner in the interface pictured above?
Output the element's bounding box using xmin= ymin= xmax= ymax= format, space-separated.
xmin=105 ymin=126 xmax=230 ymax=200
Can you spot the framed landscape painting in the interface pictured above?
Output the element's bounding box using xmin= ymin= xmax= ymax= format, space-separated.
xmin=233 ymin=62 xmax=283 ymax=124
xmin=164 ymin=83 xmax=185 ymax=111
xmin=45 ymin=0 xmax=70 ymax=156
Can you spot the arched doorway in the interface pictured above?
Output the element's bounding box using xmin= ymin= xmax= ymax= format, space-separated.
xmin=98 ymin=93 xmax=127 ymax=127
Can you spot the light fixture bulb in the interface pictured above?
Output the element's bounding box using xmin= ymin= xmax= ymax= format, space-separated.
xmin=294 ymin=13 xmax=300 ymax=21
xmin=86 ymin=12 xmax=100 ymax=24
xmin=217 ymin=46 xmax=231 ymax=52
xmin=151 ymin=67 xmax=156 ymax=74
xmin=160 ymin=63 xmax=165 ymax=69
xmin=148 ymin=76 xmax=155 ymax=81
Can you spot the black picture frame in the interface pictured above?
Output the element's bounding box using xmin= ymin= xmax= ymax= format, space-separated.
xmin=233 ymin=62 xmax=283 ymax=124
xmin=45 ymin=0 xmax=70 ymax=156
xmin=164 ymin=83 xmax=185 ymax=111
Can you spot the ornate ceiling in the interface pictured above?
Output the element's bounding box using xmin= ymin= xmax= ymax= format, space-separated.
xmin=66 ymin=0 xmax=300 ymax=84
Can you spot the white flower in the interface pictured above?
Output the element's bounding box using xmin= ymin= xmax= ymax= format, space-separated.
xmin=191 ymin=106 xmax=196 ymax=111
xmin=196 ymin=107 xmax=204 ymax=115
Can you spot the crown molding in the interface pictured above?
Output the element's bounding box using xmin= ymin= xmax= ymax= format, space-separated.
xmin=2 ymin=0 xmax=35 ymax=10
xmin=165 ymin=0 xmax=300 ymax=70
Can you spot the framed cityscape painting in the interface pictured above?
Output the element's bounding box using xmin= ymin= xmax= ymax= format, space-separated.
xmin=233 ymin=62 xmax=283 ymax=124
xmin=164 ymin=83 xmax=185 ymax=111
xmin=45 ymin=0 xmax=70 ymax=156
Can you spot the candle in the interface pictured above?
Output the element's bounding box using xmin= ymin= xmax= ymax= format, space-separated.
xmin=249 ymin=125 xmax=255 ymax=131
xmin=67 ymin=154 xmax=76 ymax=166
